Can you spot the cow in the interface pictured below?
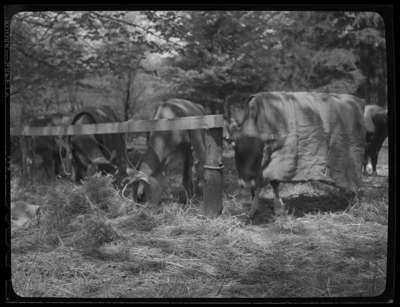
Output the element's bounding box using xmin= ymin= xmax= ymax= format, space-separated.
xmin=68 ymin=106 xmax=127 ymax=185
xmin=25 ymin=113 xmax=70 ymax=179
xmin=132 ymin=99 xmax=207 ymax=204
xmin=362 ymin=104 xmax=388 ymax=176
xmin=228 ymin=92 xmax=366 ymax=219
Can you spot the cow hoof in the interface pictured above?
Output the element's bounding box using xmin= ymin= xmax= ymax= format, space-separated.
xmin=245 ymin=215 xmax=255 ymax=225
xmin=247 ymin=207 xmax=257 ymax=220
xmin=372 ymin=171 xmax=378 ymax=176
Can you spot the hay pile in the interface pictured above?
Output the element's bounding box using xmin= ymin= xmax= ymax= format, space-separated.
xmin=11 ymin=172 xmax=388 ymax=298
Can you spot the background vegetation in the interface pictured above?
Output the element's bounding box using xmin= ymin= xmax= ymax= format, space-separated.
xmin=9 ymin=11 xmax=387 ymax=125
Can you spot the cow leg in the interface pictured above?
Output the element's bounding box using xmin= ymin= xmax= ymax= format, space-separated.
xmin=71 ymin=155 xmax=84 ymax=182
xmin=248 ymin=188 xmax=261 ymax=219
xmin=182 ymin=145 xmax=194 ymax=201
xmin=43 ymin=153 xmax=54 ymax=180
xmin=44 ymin=162 xmax=53 ymax=180
xmin=54 ymin=152 xmax=61 ymax=177
xmin=371 ymin=153 xmax=378 ymax=176
xmin=271 ymin=180 xmax=286 ymax=216
xmin=362 ymin=151 xmax=368 ymax=175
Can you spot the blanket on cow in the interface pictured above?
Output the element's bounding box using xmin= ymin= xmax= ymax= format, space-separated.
xmin=246 ymin=92 xmax=366 ymax=192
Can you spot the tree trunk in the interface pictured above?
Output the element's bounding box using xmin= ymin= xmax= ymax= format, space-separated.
xmin=123 ymin=70 xmax=133 ymax=121
xmin=224 ymin=97 xmax=231 ymax=122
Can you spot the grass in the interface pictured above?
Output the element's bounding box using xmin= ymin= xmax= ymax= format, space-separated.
xmin=10 ymin=150 xmax=389 ymax=299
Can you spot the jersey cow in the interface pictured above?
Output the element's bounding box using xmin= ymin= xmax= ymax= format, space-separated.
xmin=27 ymin=113 xmax=70 ymax=179
xmin=362 ymin=105 xmax=388 ymax=176
xmin=69 ymin=106 xmax=127 ymax=184
xmin=228 ymin=92 xmax=366 ymax=218
xmin=132 ymin=99 xmax=207 ymax=204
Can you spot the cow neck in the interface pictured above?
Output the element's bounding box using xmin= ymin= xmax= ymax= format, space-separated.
xmin=70 ymin=112 xmax=96 ymax=142
xmin=71 ymin=111 xmax=109 ymax=156
xmin=72 ymin=111 xmax=97 ymax=125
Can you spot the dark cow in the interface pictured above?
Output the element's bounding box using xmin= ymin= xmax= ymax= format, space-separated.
xmin=362 ymin=105 xmax=388 ymax=176
xmin=228 ymin=92 xmax=365 ymax=218
xmin=26 ymin=113 xmax=70 ymax=179
xmin=133 ymin=99 xmax=207 ymax=203
xmin=69 ymin=106 xmax=127 ymax=184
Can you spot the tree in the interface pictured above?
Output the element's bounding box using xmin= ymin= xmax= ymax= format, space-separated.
xmin=10 ymin=11 xmax=174 ymax=122
xmin=266 ymin=11 xmax=386 ymax=105
xmin=147 ymin=11 xmax=278 ymax=119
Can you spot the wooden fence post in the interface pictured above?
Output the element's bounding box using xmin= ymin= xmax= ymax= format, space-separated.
xmin=203 ymin=127 xmax=223 ymax=217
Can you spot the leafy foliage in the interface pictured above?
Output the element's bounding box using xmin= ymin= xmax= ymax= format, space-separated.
xmin=9 ymin=10 xmax=387 ymax=124
xmin=145 ymin=10 xmax=387 ymax=118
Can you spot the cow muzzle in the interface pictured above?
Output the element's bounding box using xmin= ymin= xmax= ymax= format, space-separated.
xmin=91 ymin=156 xmax=110 ymax=165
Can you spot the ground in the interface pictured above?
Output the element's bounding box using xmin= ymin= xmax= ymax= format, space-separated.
xmin=9 ymin=145 xmax=389 ymax=299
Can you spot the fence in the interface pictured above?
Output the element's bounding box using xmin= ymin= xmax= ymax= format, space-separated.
xmin=10 ymin=115 xmax=225 ymax=217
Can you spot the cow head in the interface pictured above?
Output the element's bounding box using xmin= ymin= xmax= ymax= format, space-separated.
xmin=225 ymin=119 xmax=264 ymax=191
xmin=123 ymin=168 xmax=163 ymax=205
xmin=70 ymin=134 xmax=116 ymax=181
xmin=130 ymin=140 xmax=165 ymax=203
xmin=69 ymin=109 xmax=123 ymax=182
xmin=229 ymin=96 xmax=282 ymax=193
xmin=233 ymin=134 xmax=264 ymax=190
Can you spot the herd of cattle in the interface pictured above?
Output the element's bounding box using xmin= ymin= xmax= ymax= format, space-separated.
xmin=13 ymin=92 xmax=388 ymax=219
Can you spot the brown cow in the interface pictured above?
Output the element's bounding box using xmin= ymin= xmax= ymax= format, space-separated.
xmin=132 ymin=99 xmax=207 ymax=204
xmin=69 ymin=106 xmax=127 ymax=185
xmin=228 ymin=92 xmax=366 ymax=219
xmin=362 ymin=104 xmax=388 ymax=176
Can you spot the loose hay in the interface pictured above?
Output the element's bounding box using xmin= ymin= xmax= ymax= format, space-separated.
xmin=115 ymin=210 xmax=158 ymax=232
xmin=11 ymin=167 xmax=388 ymax=298
xmin=71 ymin=214 xmax=121 ymax=252
xmin=82 ymin=174 xmax=124 ymax=217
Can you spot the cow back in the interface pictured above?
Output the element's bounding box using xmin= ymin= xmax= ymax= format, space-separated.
xmin=140 ymin=98 xmax=207 ymax=178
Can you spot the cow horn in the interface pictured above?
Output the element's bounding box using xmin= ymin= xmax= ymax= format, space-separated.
xmin=121 ymin=182 xmax=134 ymax=202
xmin=91 ymin=156 xmax=110 ymax=165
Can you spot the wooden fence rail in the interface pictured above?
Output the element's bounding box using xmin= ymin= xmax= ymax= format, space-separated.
xmin=10 ymin=115 xmax=224 ymax=218
xmin=10 ymin=115 xmax=224 ymax=136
